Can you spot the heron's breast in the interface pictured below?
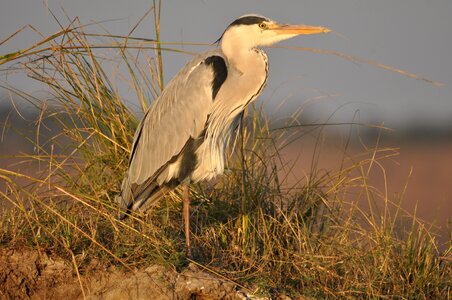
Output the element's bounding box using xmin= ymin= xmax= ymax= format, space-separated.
xmin=190 ymin=51 xmax=269 ymax=182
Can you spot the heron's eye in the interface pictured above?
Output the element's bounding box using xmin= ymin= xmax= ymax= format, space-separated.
xmin=258 ymin=23 xmax=267 ymax=29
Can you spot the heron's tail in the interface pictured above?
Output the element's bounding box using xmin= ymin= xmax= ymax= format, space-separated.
xmin=115 ymin=174 xmax=172 ymax=220
xmin=115 ymin=174 xmax=133 ymax=219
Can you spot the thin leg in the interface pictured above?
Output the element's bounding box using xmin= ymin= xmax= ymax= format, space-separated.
xmin=182 ymin=185 xmax=192 ymax=258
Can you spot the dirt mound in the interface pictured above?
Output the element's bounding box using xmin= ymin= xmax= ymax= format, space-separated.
xmin=0 ymin=248 xmax=78 ymax=299
xmin=0 ymin=248 xmax=263 ymax=299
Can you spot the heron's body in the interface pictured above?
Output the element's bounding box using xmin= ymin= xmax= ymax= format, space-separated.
xmin=116 ymin=14 xmax=330 ymax=254
xmin=118 ymin=47 xmax=268 ymax=214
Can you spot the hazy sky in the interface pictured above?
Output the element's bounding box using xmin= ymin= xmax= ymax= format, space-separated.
xmin=1 ymin=0 xmax=451 ymax=129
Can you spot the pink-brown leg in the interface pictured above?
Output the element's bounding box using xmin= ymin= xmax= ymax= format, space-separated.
xmin=182 ymin=185 xmax=192 ymax=258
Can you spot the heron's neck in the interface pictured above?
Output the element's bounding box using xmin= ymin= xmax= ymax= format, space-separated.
xmin=222 ymin=45 xmax=265 ymax=74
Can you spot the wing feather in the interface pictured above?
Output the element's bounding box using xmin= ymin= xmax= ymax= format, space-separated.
xmin=117 ymin=50 xmax=227 ymax=215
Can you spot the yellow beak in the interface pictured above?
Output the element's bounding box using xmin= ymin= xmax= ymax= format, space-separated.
xmin=271 ymin=23 xmax=331 ymax=35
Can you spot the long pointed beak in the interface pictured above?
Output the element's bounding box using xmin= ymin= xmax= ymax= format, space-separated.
xmin=271 ymin=23 xmax=331 ymax=35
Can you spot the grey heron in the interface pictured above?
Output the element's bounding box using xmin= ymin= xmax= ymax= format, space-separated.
xmin=116 ymin=14 xmax=330 ymax=256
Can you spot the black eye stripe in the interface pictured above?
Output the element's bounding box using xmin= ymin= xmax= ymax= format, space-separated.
xmin=229 ymin=16 xmax=268 ymax=27
xmin=214 ymin=15 xmax=270 ymax=44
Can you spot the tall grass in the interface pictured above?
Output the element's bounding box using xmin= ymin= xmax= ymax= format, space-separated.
xmin=1 ymin=8 xmax=450 ymax=298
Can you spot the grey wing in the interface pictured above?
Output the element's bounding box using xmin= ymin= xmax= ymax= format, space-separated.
xmin=117 ymin=51 xmax=227 ymax=215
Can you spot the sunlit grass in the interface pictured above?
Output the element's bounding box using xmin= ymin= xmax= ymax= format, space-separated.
xmin=0 ymin=5 xmax=450 ymax=298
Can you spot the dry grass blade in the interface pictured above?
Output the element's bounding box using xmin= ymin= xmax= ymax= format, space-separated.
xmin=275 ymin=45 xmax=444 ymax=87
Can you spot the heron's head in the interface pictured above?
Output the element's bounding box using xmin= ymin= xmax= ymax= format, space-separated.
xmin=220 ymin=14 xmax=330 ymax=52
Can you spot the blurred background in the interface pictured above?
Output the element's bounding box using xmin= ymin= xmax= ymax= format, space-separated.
xmin=1 ymin=0 xmax=451 ymax=245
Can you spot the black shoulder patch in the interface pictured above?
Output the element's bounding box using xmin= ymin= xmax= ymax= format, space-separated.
xmin=204 ymin=56 xmax=227 ymax=99
xmin=229 ymin=15 xmax=268 ymax=27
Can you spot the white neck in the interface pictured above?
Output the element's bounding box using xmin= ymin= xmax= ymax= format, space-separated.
xmin=220 ymin=28 xmax=261 ymax=73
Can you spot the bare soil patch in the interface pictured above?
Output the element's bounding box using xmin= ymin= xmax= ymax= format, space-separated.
xmin=0 ymin=248 xmax=252 ymax=300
